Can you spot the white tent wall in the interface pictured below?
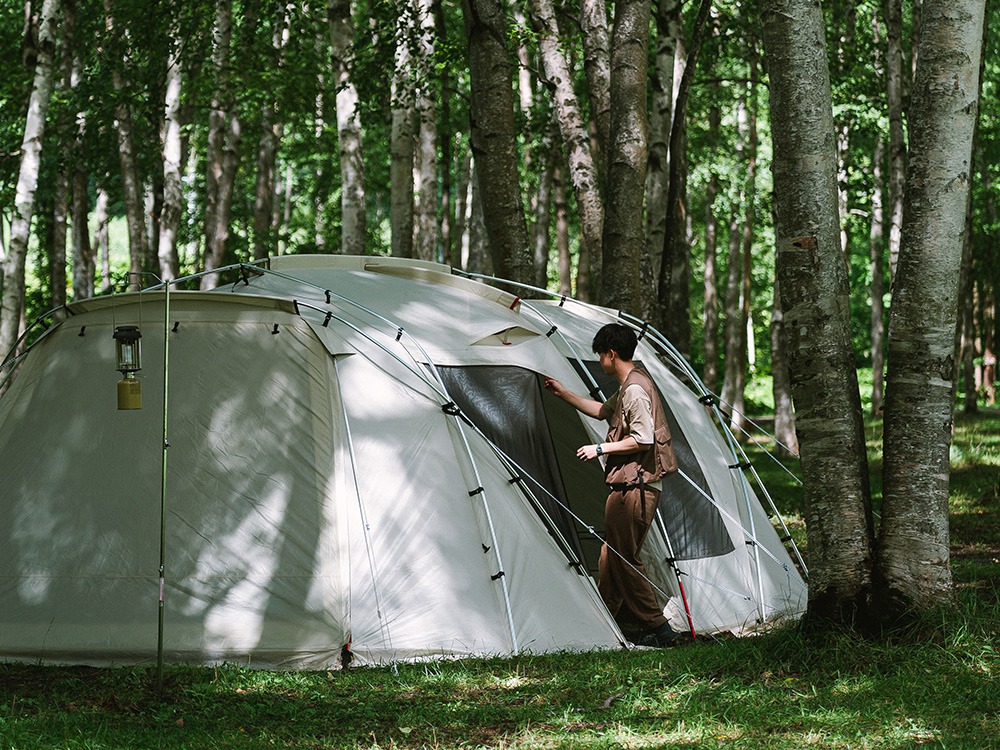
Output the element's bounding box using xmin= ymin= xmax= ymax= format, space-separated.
xmin=0 ymin=297 xmax=353 ymax=667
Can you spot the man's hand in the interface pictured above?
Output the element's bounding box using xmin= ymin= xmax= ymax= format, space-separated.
xmin=543 ymin=377 xmax=566 ymax=398
xmin=577 ymin=444 xmax=600 ymax=461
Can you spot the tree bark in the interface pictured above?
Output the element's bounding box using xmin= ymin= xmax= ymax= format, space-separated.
xmin=462 ymin=0 xmax=533 ymax=284
xmin=644 ymin=0 xmax=681 ymax=318
xmin=761 ymin=0 xmax=874 ymax=627
xmin=159 ymin=38 xmax=184 ymax=281
xmin=202 ymin=0 xmax=245 ymax=287
xmin=390 ymin=2 xmax=416 ymax=259
xmin=720 ymin=204 xmax=747 ymax=429
xmin=434 ymin=0 xmax=453 ymax=267
xmin=104 ymin=0 xmax=147 ymax=291
xmin=703 ymin=165 xmax=720 ymax=394
xmin=530 ymin=0 xmax=604 ymax=295
xmin=870 ymin=138 xmax=887 ymax=415
xmin=411 ymin=0 xmax=437 ymax=262
xmin=885 ymin=0 xmax=906 ymax=283
xmin=579 ymin=0 xmax=610 ymax=166
xmin=771 ymin=276 xmax=799 ymax=455
xmin=554 ymin=158 xmax=571 ymax=296
xmin=657 ymin=0 xmax=712 ymax=338
xmin=875 ymin=0 xmax=985 ymax=622
xmin=0 ymin=0 xmax=60 ymax=363
xmin=600 ymin=0 xmax=650 ymax=315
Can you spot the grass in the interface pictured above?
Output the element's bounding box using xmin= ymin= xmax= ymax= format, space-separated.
xmin=1 ymin=414 xmax=998 ymax=749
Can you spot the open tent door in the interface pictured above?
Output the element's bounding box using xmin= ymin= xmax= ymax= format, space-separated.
xmin=435 ymin=366 xmax=601 ymax=572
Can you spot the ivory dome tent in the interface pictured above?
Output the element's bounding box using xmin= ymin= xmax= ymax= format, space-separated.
xmin=0 ymin=255 xmax=806 ymax=668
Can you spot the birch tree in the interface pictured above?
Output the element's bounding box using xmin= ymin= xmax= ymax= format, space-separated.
xmin=0 ymin=0 xmax=60 ymax=363
xmin=529 ymin=0 xmax=603 ymax=294
xmin=390 ymin=2 xmax=416 ymax=259
xmin=761 ymin=0 xmax=874 ymax=626
xmin=875 ymin=0 xmax=986 ymax=621
xmin=413 ymin=0 xmax=438 ymax=262
xmin=600 ymin=0 xmax=649 ymax=314
xmin=329 ymin=0 xmax=366 ymax=256
xmin=462 ymin=0 xmax=533 ymax=283
xmin=158 ymin=32 xmax=184 ymax=281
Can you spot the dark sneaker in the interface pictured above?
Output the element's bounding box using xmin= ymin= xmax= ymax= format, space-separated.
xmin=635 ymin=622 xmax=682 ymax=648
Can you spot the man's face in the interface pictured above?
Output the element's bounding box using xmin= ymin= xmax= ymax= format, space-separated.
xmin=598 ymin=350 xmax=615 ymax=374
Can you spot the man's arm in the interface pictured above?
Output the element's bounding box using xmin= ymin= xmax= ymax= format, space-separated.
xmin=543 ymin=377 xmax=607 ymax=420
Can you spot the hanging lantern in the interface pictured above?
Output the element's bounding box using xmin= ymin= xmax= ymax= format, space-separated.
xmin=113 ymin=325 xmax=142 ymax=410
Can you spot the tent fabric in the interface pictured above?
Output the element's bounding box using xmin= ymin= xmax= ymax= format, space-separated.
xmin=0 ymin=255 xmax=805 ymax=669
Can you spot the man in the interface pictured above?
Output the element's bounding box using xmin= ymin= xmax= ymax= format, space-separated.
xmin=544 ymin=323 xmax=681 ymax=647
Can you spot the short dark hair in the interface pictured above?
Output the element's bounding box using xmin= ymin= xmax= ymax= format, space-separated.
xmin=592 ymin=323 xmax=637 ymax=360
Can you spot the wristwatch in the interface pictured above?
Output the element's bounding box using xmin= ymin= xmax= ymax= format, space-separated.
xmin=595 ymin=444 xmax=603 ymax=456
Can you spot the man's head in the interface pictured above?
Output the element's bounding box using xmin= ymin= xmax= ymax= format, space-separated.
xmin=591 ymin=323 xmax=637 ymax=362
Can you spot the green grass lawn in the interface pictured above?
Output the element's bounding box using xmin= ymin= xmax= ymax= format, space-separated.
xmin=1 ymin=413 xmax=998 ymax=749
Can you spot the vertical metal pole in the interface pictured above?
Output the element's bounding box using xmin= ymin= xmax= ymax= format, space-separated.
xmin=157 ymin=285 xmax=170 ymax=697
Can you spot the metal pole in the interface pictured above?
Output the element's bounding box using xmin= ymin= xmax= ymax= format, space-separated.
xmin=157 ymin=284 xmax=170 ymax=697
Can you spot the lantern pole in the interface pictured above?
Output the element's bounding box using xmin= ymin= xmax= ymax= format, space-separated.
xmin=157 ymin=280 xmax=170 ymax=698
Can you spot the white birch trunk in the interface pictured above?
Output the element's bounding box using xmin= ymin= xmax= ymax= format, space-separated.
xmin=876 ymin=0 xmax=985 ymax=619
xmin=761 ymin=0 xmax=874 ymax=625
xmin=390 ymin=2 xmax=416 ymax=259
xmin=0 ymin=0 xmax=60 ymax=363
xmin=579 ymin=0 xmax=611 ymax=164
xmin=159 ymin=41 xmax=184 ymax=281
xmin=329 ymin=0 xmax=366 ymax=256
xmin=413 ymin=0 xmax=438 ymax=262
xmin=530 ymin=0 xmax=603 ymax=290
xmin=886 ymin=0 xmax=906 ymax=282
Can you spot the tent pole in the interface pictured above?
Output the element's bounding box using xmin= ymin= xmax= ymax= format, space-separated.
xmin=156 ymin=283 xmax=170 ymax=698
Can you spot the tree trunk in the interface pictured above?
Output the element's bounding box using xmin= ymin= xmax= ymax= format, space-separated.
xmin=455 ymin=148 xmax=471 ymax=271
xmin=870 ymin=138 xmax=887 ymax=415
xmin=66 ymin=0 xmax=92 ymax=302
xmin=434 ymin=0 xmax=453 ymax=267
xmin=252 ymin=5 xmax=289 ymax=260
xmin=95 ymin=187 xmax=111 ymax=293
xmin=412 ymin=0 xmax=438 ymax=262
xmin=644 ymin=0 xmax=680 ymax=312
xmin=390 ymin=2 xmax=416 ymax=259
xmin=579 ymin=0 xmax=610 ymax=166
xmin=703 ymin=167 xmax=720 ymax=394
xmin=875 ymin=0 xmax=985 ymax=622
xmin=761 ymin=0 xmax=874 ymax=627
xmin=202 ymin=0 xmax=245 ymax=288
xmin=104 ymin=0 xmax=147 ymax=291
xmin=159 ymin=39 xmax=184 ymax=281
xmin=885 ymin=0 xmax=906 ymax=283
xmin=720 ymin=206 xmax=747 ymax=428
xmin=530 ymin=0 xmax=604 ymax=296
xmin=532 ymin=135 xmax=555 ymax=289
xmin=0 ymin=0 xmax=60 ymax=363
xmin=465 ymin=159 xmax=492 ymax=275
xmin=328 ymin=0 xmax=366 ymax=256
xmin=462 ymin=0 xmax=533 ymax=284
xmin=600 ymin=0 xmax=650 ymax=315
xmin=657 ymin=0 xmax=712 ymax=339
xmin=771 ymin=276 xmax=799 ymax=455
xmin=554 ymin=158 xmax=571 ymax=297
